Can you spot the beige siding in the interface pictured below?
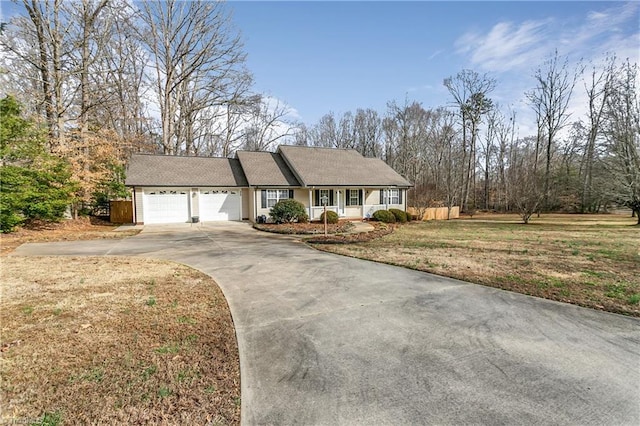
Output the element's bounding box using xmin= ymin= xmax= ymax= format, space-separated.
xmin=242 ymin=188 xmax=250 ymax=220
xmin=253 ymin=188 xmax=310 ymax=221
xmin=365 ymin=189 xmax=380 ymax=205
xmin=292 ymin=189 xmax=309 ymax=207
xmin=248 ymin=187 xmax=409 ymax=222
xmin=345 ymin=206 xmax=362 ymax=218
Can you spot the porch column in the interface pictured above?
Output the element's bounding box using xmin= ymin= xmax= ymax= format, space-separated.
xmin=362 ymin=187 xmax=366 ymax=219
xmin=308 ymin=189 xmax=313 ymax=219
xmin=253 ymin=188 xmax=258 ymax=221
xmin=385 ymin=187 xmax=389 ymax=210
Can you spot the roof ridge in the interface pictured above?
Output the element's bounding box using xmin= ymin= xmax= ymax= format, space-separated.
xmin=130 ymin=153 xmax=233 ymax=160
xmin=278 ymin=145 xmax=359 ymax=153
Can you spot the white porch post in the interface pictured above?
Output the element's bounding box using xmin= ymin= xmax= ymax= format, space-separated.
xmin=362 ymin=187 xmax=366 ymax=219
xmin=253 ymin=188 xmax=257 ymax=221
xmin=308 ymin=189 xmax=313 ymax=219
xmin=385 ymin=187 xmax=389 ymax=210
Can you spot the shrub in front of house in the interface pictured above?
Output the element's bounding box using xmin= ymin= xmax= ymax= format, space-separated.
xmin=389 ymin=208 xmax=408 ymax=223
xmin=320 ymin=210 xmax=339 ymax=224
xmin=269 ymin=199 xmax=308 ymax=223
xmin=372 ymin=209 xmax=396 ymax=223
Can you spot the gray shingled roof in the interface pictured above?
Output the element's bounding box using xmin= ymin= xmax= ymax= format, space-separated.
xmin=278 ymin=145 xmax=412 ymax=187
xmin=236 ymin=151 xmax=301 ymax=186
xmin=125 ymin=154 xmax=248 ymax=187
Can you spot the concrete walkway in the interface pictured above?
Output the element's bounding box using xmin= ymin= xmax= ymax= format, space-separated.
xmin=347 ymin=220 xmax=375 ymax=233
xmin=11 ymin=222 xmax=640 ymax=425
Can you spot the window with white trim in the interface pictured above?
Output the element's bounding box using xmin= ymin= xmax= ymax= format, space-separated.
xmin=381 ymin=189 xmax=400 ymax=205
xmin=388 ymin=189 xmax=400 ymax=204
xmin=266 ymin=189 xmax=290 ymax=208
xmin=349 ymin=190 xmax=359 ymax=206
xmin=314 ymin=189 xmax=330 ymax=206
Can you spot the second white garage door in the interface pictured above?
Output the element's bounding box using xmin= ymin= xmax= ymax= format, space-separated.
xmin=199 ymin=189 xmax=241 ymax=221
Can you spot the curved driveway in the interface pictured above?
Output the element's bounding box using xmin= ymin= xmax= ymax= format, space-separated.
xmin=12 ymin=222 xmax=640 ymax=425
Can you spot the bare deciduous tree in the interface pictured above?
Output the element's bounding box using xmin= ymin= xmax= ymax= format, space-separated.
xmin=241 ymin=97 xmax=296 ymax=152
xmin=138 ymin=0 xmax=250 ymax=155
xmin=603 ymin=60 xmax=640 ymax=223
xmin=508 ymin=137 xmax=545 ymax=224
xmin=353 ymin=108 xmax=382 ymax=157
xmin=526 ymin=50 xmax=582 ymax=210
xmin=16 ymin=0 xmax=73 ymax=148
xmin=444 ymin=69 xmax=495 ymax=212
xmin=581 ymin=55 xmax=616 ymax=212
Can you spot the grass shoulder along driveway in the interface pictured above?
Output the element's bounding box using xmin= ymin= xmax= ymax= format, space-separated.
xmin=1 ymin=256 xmax=240 ymax=425
xmin=313 ymin=214 xmax=640 ymax=317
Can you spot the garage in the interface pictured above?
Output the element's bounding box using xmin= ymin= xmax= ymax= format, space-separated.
xmin=143 ymin=188 xmax=189 ymax=224
xmin=199 ymin=189 xmax=241 ymax=221
xmin=126 ymin=155 xmax=249 ymax=224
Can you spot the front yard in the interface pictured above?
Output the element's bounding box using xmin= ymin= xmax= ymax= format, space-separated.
xmin=1 ymin=255 xmax=240 ymax=424
xmin=314 ymin=213 xmax=640 ymax=316
xmin=0 ymin=217 xmax=139 ymax=256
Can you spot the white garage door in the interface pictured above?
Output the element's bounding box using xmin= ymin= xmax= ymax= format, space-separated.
xmin=199 ymin=189 xmax=240 ymax=221
xmin=143 ymin=189 xmax=189 ymax=224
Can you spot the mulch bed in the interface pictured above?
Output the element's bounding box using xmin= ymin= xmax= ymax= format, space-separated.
xmin=253 ymin=221 xmax=355 ymax=235
xmin=306 ymin=222 xmax=394 ymax=244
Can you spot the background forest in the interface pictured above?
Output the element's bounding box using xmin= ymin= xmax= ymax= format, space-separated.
xmin=1 ymin=0 xmax=638 ymax=231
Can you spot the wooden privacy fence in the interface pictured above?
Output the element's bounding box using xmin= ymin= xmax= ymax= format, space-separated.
xmin=408 ymin=206 xmax=460 ymax=221
xmin=110 ymin=200 xmax=133 ymax=223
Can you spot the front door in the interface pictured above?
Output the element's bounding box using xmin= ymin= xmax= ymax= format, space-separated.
xmin=337 ymin=190 xmax=345 ymax=217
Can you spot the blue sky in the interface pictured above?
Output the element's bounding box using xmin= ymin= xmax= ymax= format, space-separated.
xmin=229 ymin=1 xmax=639 ymax=135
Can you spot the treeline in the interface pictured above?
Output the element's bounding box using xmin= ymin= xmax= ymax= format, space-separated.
xmin=1 ymin=0 xmax=297 ymax=227
xmin=294 ymin=57 xmax=640 ymax=223
xmin=1 ymin=1 xmax=638 ymax=226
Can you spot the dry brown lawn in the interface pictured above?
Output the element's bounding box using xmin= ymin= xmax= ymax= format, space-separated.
xmin=0 ymin=217 xmax=139 ymax=256
xmin=315 ymin=213 xmax=640 ymax=317
xmin=1 ymin=256 xmax=240 ymax=425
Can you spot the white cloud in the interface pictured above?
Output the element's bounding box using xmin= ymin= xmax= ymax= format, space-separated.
xmin=453 ymin=1 xmax=639 ymax=138
xmin=456 ymin=18 xmax=553 ymax=72
xmin=428 ymin=50 xmax=443 ymax=61
xmin=407 ymin=84 xmax=434 ymax=93
xmin=261 ymin=95 xmax=302 ymax=122
xmin=456 ymin=1 xmax=639 ymax=74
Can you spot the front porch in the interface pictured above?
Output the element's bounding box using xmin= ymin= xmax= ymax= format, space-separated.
xmin=252 ymin=187 xmax=407 ymax=222
xmin=307 ymin=188 xmax=405 ymax=221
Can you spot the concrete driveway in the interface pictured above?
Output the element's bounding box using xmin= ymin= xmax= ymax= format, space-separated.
xmin=12 ymin=222 xmax=640 ymax=425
